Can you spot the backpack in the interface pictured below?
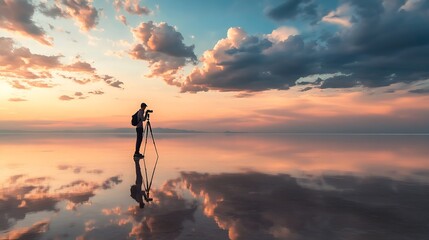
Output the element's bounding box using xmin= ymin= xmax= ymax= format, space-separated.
xmin=131 ymin=110 xmax=139 ymax=126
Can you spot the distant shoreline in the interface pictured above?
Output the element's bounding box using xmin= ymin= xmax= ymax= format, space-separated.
xmin=0 ymin=130 xmax=428 ymax=135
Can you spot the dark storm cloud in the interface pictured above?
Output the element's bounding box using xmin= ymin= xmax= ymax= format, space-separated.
xmin=267 ymin=0 xmax=320 ymax=22
xmin=320 ymin=75 xmax=359 ymax=89
xmin=174 ymin=171 xmax=429 ymax=240
xmin=182 ymin=32 xmax=321 ymax=92
xmin=0 ymin=0 xmax=52 ymax=45
xmin=409 ymin=88 xmax=429 ymax=94
xmin=181 ymin=0 xmax=429 ymax=93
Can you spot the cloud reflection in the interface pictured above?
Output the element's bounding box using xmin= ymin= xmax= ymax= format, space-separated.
xmin=0 ymin=174 xmax=122 ymax=231
xmin=1 ymin=220 xmax=50 ymax=240
xmin=171 ymin=171 xmax=429 ymax=240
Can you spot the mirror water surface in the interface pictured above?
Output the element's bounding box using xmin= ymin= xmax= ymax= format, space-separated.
xmin=1 ymin=133 xmax=429 ymax=240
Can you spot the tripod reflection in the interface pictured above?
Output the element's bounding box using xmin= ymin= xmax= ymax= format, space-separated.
xmin=131 ymin=158 xmax=153 ymax=208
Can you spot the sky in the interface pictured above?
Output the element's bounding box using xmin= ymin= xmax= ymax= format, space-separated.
xmin=1 ymin=0 xmax=429 ymax=133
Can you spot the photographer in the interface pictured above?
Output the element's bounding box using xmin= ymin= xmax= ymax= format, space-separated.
xmin=134 ymin=102 xmax=152 ymax=158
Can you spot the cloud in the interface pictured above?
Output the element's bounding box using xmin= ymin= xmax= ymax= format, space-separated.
xmin=59 ymin=73 xmax=124 ymax=89
xmin=25 ymin=80 xmax=56 ymax=88
xmin=95 ymin=74 xmax=124 ymax=89
xmin=181 ymin=27 xmax=298 ymax=92
xmin=63 ymin=61 xmax=96 ymax=73
xmin=265 ymin=26 xmax=298 ymax=43
xmin=409 ymin=88 xmax=429 ymax=94
xmin=1 ymin=37 xmax=124 ymax=92
xmin=8 ymin=174 xmax=25 ymax=184
xmin=86 ymin=169 xmax=103 ymax=174
xmin=0 ymin=37 xmax=61 ymax=80
xmin=1 ymin=220 xmax=50 ymax=240
xmin=114 ymin=0 xmax=151 ymax=15
xmin=116 ymin=15 xmax=127 ymax=25
xmin=180 ymin=0 xmax=429 ymax=93
xmin=0 ymin=0 xmax=52 ymax=45
xmin=9 ymin=80 xmax=30 ymax=90
xmin=58 ymin=164 xmax=81 ymax=171
xmin=129 ymin=21 xmax=197 ymax=86
xmin=73 ymin=91 xmax=87 ymax=99
xmin=38 ymin=0 xmax=99 ymax=32
xmin=58 ymin=74 xmax=92 ymax=85
xmin=8 ymin=98 xmax=27 ymax=102
xmin=300 ymin=86 xmax=312 ymax=92
xmin=266 ymin=0 xmax=320 ymax=23
xmin=322 ymin=3 xmax=352 ymax=27
xmin=320 ymin=75 xmax=359 ymax=89
xmin=59 ymin=95 xmax=74 ymax=101
xmin=126 ymin=185 xmax=198 ymax=239
xmin=39 ymin=2 xmax=63 ymax=18
xmin=88 ymin=90 xmax=104 ymax=95
xmin=101 ymin=176 xmax=123 ymax=190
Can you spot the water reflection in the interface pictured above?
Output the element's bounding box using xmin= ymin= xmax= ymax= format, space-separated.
xmin=0 ymin=174 xmax=122 ymax=231
xmin=1 ymin=134 xmax=429 ymax=239
xmin=130 ymin=159 xmax=153 ymax=208
xmin=172 ymin=171 xmax=429 ymax=240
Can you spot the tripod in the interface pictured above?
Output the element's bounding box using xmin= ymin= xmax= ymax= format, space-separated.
xmin=141 ymin=112 xmax=159 ymax=199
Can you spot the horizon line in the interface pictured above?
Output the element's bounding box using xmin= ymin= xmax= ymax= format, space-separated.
xmin=1 ymin=129 xmax=429 ymax=135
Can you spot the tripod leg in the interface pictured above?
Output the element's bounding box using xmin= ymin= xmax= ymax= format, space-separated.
xmin=142 ymin=120 xmax=150 ymax=192
xmin=146 ymin=121 xmax=159 ymax=192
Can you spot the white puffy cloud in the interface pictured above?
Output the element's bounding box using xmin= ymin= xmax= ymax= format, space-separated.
xmin=129 ymin=21 xmax=197 ymax=86
xmin=322 ymin=4 xmax=352 ymax=27
xmin=39 ymin=0 xmax=100 ymax=32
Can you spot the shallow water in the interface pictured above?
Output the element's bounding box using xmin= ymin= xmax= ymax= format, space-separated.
xmin=1 ymin=133 xmax=429 ymax=240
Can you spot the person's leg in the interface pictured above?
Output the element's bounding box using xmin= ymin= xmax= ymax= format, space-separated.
xmin=135 ymin=127 xmax=143 ymax=154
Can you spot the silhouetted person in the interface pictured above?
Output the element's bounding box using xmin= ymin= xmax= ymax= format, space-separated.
xmin=134 ymin=102 xmax=149 ymax=158
xmin=130 ymin=158 xmax=152 ymax=208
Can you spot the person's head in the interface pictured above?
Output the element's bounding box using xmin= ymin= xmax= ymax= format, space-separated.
xmin=140 ymin=102 xmax=147 ymax=110
xmin=130 ymin=185 xmax=138 ymax=198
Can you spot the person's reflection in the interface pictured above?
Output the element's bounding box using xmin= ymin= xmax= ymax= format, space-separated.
xmin=131 ymin=158 xmax=153 ymax=208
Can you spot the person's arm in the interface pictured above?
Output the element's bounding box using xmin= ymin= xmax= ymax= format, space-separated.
xmin=142 ymin=110 xmax=149 ymax=121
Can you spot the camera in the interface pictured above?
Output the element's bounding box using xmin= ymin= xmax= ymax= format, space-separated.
xmin=147 ymin=110 xmax=153 ymax=113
